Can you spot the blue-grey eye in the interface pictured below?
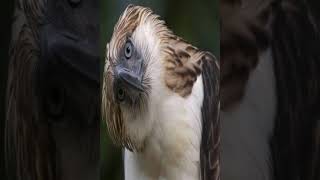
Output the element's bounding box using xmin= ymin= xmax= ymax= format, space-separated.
xmin=124 ymin=41 xmax=132 ymax=59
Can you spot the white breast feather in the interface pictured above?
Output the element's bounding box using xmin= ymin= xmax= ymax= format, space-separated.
xmin=125 ymin=74 xmax=204 ymax=180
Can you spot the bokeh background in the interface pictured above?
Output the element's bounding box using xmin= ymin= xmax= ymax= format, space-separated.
xmin=100 ymin=0 xmax=219 ymax=179
xmin=0 ymin=1 xmax=15 ymax=179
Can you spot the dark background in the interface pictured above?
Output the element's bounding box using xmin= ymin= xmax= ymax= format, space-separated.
xmin=101 ymin=0 xmax=218 ymax=179
xmin=0 ymin=0 xmax=14 ymax=179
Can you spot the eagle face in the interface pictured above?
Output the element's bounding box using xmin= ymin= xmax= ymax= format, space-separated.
xmin=110 ymin=37 xmax=148 ymax=107
xmin=103 ymin=5 xmax=166 ymax=151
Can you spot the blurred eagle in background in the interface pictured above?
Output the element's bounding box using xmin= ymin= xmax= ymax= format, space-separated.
xmin=102 ymin=5 xmax=220 ymax=180
xmin=221 ymin=0 xmax=320 ymax=179
xmin=6 ymin=0 xmax=100 ymax=179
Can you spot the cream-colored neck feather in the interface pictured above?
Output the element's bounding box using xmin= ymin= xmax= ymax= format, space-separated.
xmin=124 ymin=74 xmax=204 ymax=180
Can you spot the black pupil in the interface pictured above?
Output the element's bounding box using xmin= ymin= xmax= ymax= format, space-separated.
xmin=118 ymin=88 xmax=125 ymax=101
xmin=125 ymin=43 xmax=131 ymax=58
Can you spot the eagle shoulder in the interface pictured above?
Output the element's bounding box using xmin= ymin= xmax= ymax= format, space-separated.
xmin=163 ymin=37 xmax=211 ymax=97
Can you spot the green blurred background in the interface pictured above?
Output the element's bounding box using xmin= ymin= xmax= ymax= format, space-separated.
xmin=100 ymin=0 xmax=219 ymax=179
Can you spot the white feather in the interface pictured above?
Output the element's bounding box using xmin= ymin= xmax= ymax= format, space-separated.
xmin=220 ymin=48 xmax=276 ymax=180
xmin=125 ymin=74 xmax=203 ymax=180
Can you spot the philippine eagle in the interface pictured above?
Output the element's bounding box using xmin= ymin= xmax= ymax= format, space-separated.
xmin=102 ymin=5 xmax=220 ymax=180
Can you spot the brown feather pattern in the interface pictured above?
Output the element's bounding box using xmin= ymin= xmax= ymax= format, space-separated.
xmin=163 ymin=37 xmax=206 ymax=97
xmin=200 ymin=53 xmax=220 ymax=180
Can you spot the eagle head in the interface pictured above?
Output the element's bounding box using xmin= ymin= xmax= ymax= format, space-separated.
xmin=102 ymin=5 xmax=171 ymax=152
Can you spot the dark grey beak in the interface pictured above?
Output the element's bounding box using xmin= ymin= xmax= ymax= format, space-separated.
xmin=116 ymin=67 xmax=144 ymax=92
xmin=114 ymin=60 xmax=144 ymax=103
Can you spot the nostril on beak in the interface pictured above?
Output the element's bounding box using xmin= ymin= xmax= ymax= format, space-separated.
xmin=117 ymin=87 xmax=125 ymax=102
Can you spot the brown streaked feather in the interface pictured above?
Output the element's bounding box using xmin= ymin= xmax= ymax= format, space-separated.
xmin=163 ymin=37 xmax=207 ymax=97
xmin=200 ymin=53 xmax=220 ymax=180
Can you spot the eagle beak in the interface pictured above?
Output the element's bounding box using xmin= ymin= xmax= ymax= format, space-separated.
xmin=116 ymin=67 xmax=144 ymax=92
xmin=114 ymin=64 xmax=144 ymax=103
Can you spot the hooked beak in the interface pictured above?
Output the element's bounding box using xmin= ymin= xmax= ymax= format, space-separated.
xmin=113 ymin=60 xmax=144 ymax=103
xmin=116 ymin=67 xmax=144 ymax=92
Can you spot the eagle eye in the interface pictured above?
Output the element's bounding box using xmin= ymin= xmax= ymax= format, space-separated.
xmin=124 ymin=41 xmax=133 ymax=59
xmin=117 ymin=88 xmax=125 ymax=102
